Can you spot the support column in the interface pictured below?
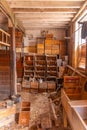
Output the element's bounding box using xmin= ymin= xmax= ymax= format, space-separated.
xmin=9 ymin=27 xmax=17 ymax=96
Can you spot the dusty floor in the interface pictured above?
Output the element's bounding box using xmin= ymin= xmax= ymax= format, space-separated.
xmin=0 ymin=91 xmax=72 ymax=130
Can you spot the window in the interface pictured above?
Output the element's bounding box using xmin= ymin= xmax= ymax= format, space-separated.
xmin=75 ymin=10 xmax=87 ymax=69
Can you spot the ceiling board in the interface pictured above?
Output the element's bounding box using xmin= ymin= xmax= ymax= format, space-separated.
xmin=7 ymin=1 xmax=83 ymax=8
xmin=5 ymin=0 xmax=87 ymax=31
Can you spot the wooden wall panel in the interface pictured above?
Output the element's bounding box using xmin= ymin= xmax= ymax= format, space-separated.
xmin=0 ymin=50 xmax=11 ymax=98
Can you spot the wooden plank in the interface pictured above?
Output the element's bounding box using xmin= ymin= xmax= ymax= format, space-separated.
xmin=0 ymin=0 xmax=25 ymax=32
xmin=71 ymin=107 xmax=87 ymax=130
xmin=0 ymin=105 xmax=16 ymax=120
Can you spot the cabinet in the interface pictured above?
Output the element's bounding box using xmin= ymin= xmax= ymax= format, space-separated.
xmin=46 ymin=55 xmax=57 ymax=81
xmin=35 ymin=55 xmax=46 ymax=80
xmin=23 ymin=54 xmax=34 ymax=80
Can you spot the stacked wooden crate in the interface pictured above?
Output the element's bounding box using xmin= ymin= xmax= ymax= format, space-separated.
xmin=45 ymin=34 xmax=60 ymax=55
xmin=45 ymin=39 xmax=53 ymax=54
xmin=51 ymin=40 xmax=60 ymax=55
xmin=0 ymin=50 xmax=10 ymax=97
xmin=15 ymin=30 xmax=23 ymax=48
xmin=37 ymin=37 xmax=45 ymax=54
xmin=63 ymin=76 xmax=81 ymax=99
xmin=28 ymin=45 xmax=37 ymax=53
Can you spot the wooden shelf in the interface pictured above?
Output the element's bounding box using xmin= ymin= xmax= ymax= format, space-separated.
xmin=23 ymin=55 xmax=34 ymax=80
xmin=23 ymin=54 xmax=58 ymax=81
xmin=0 ymin=29 xmax=10 ymax=47
xmin=35 ymin=55 xmax=46 ymax=79
xmin=46 ymin=55 xmax=57 ymax=80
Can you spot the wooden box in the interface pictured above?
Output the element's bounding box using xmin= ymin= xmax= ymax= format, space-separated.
xmin=19 ymin=101 xmax=30 ymax=126
xmin=64 ymin=76 xmax=80 ymax=89
xmin=46 ymin=34 xmax=53 ymax=39
xmin=21 ymin=101 xmax=30 ymax=109
xmin=19 ymin=111 xmax=30 ymax=126
xmin=30 ymin=81 xmax=38 ymax=89
xmin=47 ymin=81 xmax=56 ymax=91
xmin=39 ymin=82 xmax=47 ymax=92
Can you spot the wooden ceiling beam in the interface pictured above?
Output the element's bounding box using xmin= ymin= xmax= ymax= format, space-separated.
xmin=0 ymin=0 xmax=25 ymax=32
xmin=6 ymin=0 xmax=85 ymax=1
xmin=7 ymin=1 xmax=83 ymax=8
xmin=16 ymin=15 xmax=73 ymax=21
xmin=22 ymin=21 xmax=69 ymax=24
xmin=16 ymin=12 xmax=74 ymax=18
xmin=72 ymin=0 xmax=87 ymax=21
xmin=24 ymin=26 xmax=67 ymax=29
xmin=18 ymin=18 xmax=71 ymax=21
xmin=12 ymin=8 xmax=79 ymax=13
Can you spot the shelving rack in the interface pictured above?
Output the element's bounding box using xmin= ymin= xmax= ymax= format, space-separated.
xmin=0 ymin=28 xmax=11 ymax=98
xmin=23 ymin=54 xmax=58 ymax=82
xmin=46 ymin=55 xmax=57 ymax=81
xmin=34 ymin=54 xmax=46 ymax=80
xmin=23 ymin=54 xmax=34 ymax=80
xmin=0 ymin=28 xmax=10 ymax=47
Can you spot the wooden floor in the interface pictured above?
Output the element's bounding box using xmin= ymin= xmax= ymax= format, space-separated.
xmin=0 ymin=91 xmax=72 ymax=130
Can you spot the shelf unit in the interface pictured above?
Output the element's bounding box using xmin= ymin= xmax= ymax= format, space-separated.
xmin=23 ymin=54 xmax=58 ymax=81
xmin=46 ymin=55 xmax=57 ymax=81
xmin=0 ymin=28 xmax=10 ymax=47
xmin=35 ymin=55 xmax=46 ymax=80
xmin=23 ymin=54 xmax=34 ymax=80
xmin=0 ymin=28 xmax=11 ymax=98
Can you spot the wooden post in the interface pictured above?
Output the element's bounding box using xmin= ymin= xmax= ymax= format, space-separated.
xmin=63 ymin=108 xmax=68 ymax=127
xmin=9 ymin=27 xmax=17 ymax=96
xmin=85 ymin=37 xmax=87 ymax=75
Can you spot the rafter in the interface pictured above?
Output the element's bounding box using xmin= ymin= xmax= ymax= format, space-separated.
xmin=7 ymin=1 xmax=83 ymax=8
xmin=6 ymin=0 xmax=85 ymax=1
xmin=12 ymin=8 xmax=79 ymax=13
xmin=15 ymin=13 xmax=74 ymax=18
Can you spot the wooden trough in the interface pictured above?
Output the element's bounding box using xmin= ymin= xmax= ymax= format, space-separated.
xmin=61 ymin=65 xmax=87 ymax=130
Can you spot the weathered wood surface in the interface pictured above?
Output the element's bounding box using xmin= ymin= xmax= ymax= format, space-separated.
xmin=0 ymin=104 xmax=16 ymax=120
xmin=29 ymin=93 xmax=52 ymax=129
xmin=71 ymin=106 xmax=87 ymax=130
xmin=61 ymin=89 xmax=87 ymax=130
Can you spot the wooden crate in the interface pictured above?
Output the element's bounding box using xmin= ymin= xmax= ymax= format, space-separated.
xmin=21 ymin=101 xmax=30 ymax=109
xmin=30 ymin=81 xmax=39 ymax=92
xmin=19 ymin=101 xmax=30 ymax=126
xmin=30 ymin=81 xmax=38 ymax=89
xmin=39 ymin=82 xmax=47 ymax=92
xmin=46 ymin=34 xmax=53 ymax=39
xmin=64 ymin=76 xmax=80 ymax=89
xmin=19 ymin=111 xmax=30 ymax=126
xmin=47 ymin=81 xmax=56 ymax=92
